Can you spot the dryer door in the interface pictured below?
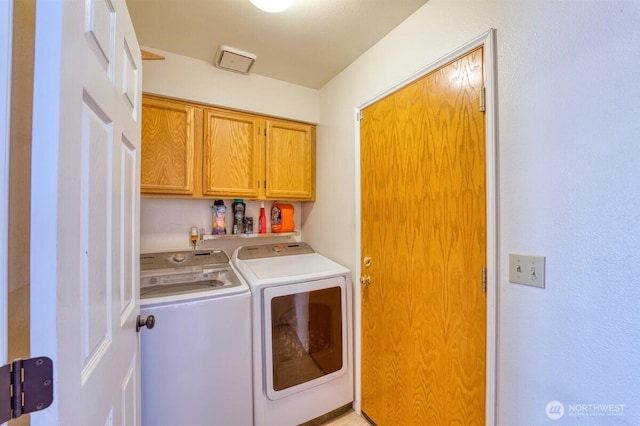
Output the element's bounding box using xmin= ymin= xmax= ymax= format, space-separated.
xmin=263 ymin=276 xmax=347 ymax=400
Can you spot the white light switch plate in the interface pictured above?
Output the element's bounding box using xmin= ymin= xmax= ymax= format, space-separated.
xmin=509 ymin=254 xmax=545 ymax=288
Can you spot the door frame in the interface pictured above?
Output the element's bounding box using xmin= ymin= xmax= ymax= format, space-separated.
xmin=0 ymin=0 xmax=12 ymax=373
xmin=353 ymin=29 xmax=498 ymax=425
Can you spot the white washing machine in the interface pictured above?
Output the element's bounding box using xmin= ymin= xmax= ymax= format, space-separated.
xmin=140 ymin=249 xmax=252 ymax=426
xmin=232 ymin=242 xmax=353 ymax=426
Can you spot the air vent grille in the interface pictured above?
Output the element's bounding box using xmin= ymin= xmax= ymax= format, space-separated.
xmin=215 ymin=45 xmax=256 ymax=74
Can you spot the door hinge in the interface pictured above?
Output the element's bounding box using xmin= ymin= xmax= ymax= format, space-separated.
xmin=0 ymin=357 xmax=54 ymax=422
xmin=479 ymin=87 xmax=486 ymax=112
xmin=482 ymin=266 xmax=487 ymax=293
xmin=357 ymin=111 xmax=363 ymax=121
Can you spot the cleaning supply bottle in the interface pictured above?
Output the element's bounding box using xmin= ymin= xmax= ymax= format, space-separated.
xmin=259 ymin=202 xmax=267 ymax=234
xmin=271 ymin=202 xmax=294 ymax=233
xmin=232 ymin=199 xmax=245 ymax=234
xmin=212 ymin=200 xmax=227 ymax=234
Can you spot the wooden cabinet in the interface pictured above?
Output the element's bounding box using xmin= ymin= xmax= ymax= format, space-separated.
xmin=141 ymin=94 xmax=315 ymax=201
xmin=202 ymin=108 xmax=262 ymax=198
xmin=141 ymin=96 xmax=202 ymax=195
xmin=265 ymin=119 xmax=315 ymax=200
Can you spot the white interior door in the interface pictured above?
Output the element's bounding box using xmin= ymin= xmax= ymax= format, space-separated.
xmin=30 ymin=0 xmax=142 ymax=424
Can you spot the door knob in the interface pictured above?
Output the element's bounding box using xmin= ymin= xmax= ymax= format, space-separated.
xmin=360 ymin=274 xmax=371 ymax=286
xmin=136 ymin=314 xmax=155 ymax=332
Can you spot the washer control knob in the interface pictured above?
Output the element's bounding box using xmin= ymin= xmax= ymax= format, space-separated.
xmin=172 ymin=253 xmax=187 ymax=263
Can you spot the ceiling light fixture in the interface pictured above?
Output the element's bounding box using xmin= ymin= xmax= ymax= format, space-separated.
xmin=249 ymin=0 xmax=294 ymax=13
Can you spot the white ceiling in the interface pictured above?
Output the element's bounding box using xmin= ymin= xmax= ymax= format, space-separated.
xmin=125 ymin=0 xmax=428 ymax=89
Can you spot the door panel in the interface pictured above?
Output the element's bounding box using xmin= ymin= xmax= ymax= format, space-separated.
xmin=361 ymin=48 xmax=486 ymax=425
xmin=79 ymin=100 xmax=112 ymax=379
xmin=30 ymin=0 xmax=142 ymax=424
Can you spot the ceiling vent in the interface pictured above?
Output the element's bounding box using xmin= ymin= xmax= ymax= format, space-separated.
xmin=214 ymin=45 xmax=256 ymax=74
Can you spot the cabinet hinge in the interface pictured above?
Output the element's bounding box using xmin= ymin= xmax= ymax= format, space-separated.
xmin=479 ymin=87 xmax=486 ymax=112
xmin=482 ymin=266 xmax=487 ymax=293
xmin=0 ymin=357 xmax=54 ymax=422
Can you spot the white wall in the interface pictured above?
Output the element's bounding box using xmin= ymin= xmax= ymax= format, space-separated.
xmin=310 ymin=0 xmax=640 ymax=424
xmin=142 ymin=47 xmax=320 ymax=123
xmin=140 ymin=198 xmax=302 ymax=255
xmin=140 ymin=49 xmax=318 ymax=254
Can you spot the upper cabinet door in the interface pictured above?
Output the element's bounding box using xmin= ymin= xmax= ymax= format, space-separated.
xmin=141 ymin=96 xmax=202 ymax=194
xmin=266 ymin=119 xmax=316 ymax=201
xmin=202 ymin=108 xmax=262 ymax=198
xmin=140 ymin=94 xmax=315 ymax=201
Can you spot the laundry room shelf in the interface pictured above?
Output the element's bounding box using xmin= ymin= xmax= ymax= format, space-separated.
xmin=202 ymin=231 xmax=300 ymax=240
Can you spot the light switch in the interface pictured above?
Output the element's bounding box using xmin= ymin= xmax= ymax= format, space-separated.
xmin=509 ymin=253 xmax=545 ymax=288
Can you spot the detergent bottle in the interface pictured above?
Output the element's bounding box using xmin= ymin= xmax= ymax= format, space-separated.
xmin=271 ymin=203 xmax=294 ymax=233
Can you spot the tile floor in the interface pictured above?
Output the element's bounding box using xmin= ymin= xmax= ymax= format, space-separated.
xmin=322 ymin=410 xmax=371 ymax=425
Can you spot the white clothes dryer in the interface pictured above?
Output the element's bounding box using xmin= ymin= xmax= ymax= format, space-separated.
xmin=232 ymin=242 xmax=353 ymax=426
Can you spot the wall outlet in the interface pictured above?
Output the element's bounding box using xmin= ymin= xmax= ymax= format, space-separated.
xmin=509 ymin=253 xmax=545 ymax=288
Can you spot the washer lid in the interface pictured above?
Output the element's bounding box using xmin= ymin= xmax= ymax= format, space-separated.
xmin=235 ymin=253 xmax=349 ymax=285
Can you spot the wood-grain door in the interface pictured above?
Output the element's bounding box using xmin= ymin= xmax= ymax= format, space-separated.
xmin=265 ymin=119 xmax=316 ymax=201
xmin=141 ymin=96 xmax=202 ymax=195
xmin=202 ymin=108 xmax=262 ymax=198
xmin=360 ymin=47 xmax=486 ymax=425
